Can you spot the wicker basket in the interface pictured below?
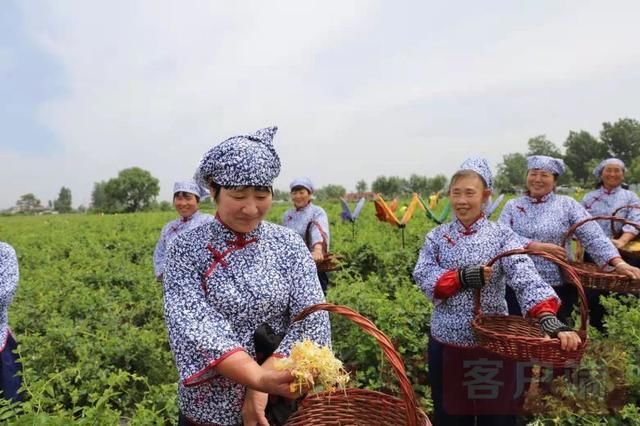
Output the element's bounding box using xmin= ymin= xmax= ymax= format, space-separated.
xmin=471 ymin=249 xmax=588 ymax=367
xmin=316 ymin=253 xmax=344 ymax=273
xmin=305 ymin=222 xmax=343 ymax=272
xmin=561 ymin=215 xmax=640 ymax=293
xmin=611 ymin=205 xmax=640 ymax=260
xmin=285 ymin=303 xmax=431 ymax=426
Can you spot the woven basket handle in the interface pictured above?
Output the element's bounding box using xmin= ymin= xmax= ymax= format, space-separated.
xmin=292 ymin=303 xmax=421 ymax=426
xmin=305 ymin=220 xmax=329 ymax=255
xmin=561 ymin=215 xmax=640 ymax=248
xmin=610 ymin=205 xmax=640 ymax=237
xmin=474 ymin=248 xmax=587 ymax=333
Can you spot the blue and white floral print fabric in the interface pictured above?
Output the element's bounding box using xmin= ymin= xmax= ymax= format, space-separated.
xmin=458 ymin=157 xmax=493 ymax=189
xmin=583 ymin=158 xmax=640 ymax=237
xmin=413 ymin=217 xmax=557 ymax=346
xmin=527 ymin=155 xmax=566 ymax=176
xmin=163 ymin=217 xmax=330 ymax=424
xmin=593 ymin=158 xmax=625 ymax=179
xmin=289 ymin=177 xmax=314 ymax=193
xmin=0 ymin=242 xmax=18 ymax=350
xmin=173 ymin=179 xmax=209 ymax=199
xmin=582 ymin=186 xmax=640 ymax=237
xmin=283 ymin=203 xmax=331 ymax=251
xmin=499 ymin=192 xmax=619 ymax=286
xmin=195 ymin=126 xmax=280 ymax=188
xmin=153 ymin=211 xmax=214 ymax=278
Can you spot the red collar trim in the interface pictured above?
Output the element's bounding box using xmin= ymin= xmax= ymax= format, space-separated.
xmin=601 ymin=186 xmax=620 ymax=195
xmin=180 ymin=212 xmax=197 ymax=223
xmin=456 ymin=214 xmax=484 ymax=236
xmin=525 ymin=191 xmax=553 ymax=204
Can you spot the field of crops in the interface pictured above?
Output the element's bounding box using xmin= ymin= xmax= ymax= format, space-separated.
xmin=1 ymin=199 xmax=639 ymax=425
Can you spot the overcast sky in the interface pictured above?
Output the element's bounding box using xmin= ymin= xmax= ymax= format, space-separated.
xmin=2 ymin=1 xmax=640 ymax=209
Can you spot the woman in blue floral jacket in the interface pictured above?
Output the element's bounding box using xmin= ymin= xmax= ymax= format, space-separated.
xmin=163 ymin=127 xmax=331 ymax=426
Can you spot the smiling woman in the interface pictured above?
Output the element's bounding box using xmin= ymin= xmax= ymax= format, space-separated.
xmin=414 ymin=157 xmax=579 ymax=425
xmin=498 ymin=155 xmax=640 ymax=325
xmin=163 ymin=126 xmax=330 ymax=426
xmin=152 ymin=180 xmax=214 ymax=282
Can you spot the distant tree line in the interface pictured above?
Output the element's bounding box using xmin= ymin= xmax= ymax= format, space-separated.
xmin=91 ymin=167 xmax=160 ymax=213
xmin=11 ymin=117 xmax=637 ymax=215
xmin=495 ymin=117 xmax=640 ymax=192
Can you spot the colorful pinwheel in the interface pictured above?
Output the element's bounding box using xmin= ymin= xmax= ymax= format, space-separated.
xmin=485 ymin=193 xmax=505 ymax=219
xmin=340 ymin=197 xmax=366 ymax=238
xmin=418 ymin=196 xmax=451 ymax=225
xmin=373 ymin=193 xmax=425 ymax=247
xmin=340 ymin=197 xmax=366 ymax=222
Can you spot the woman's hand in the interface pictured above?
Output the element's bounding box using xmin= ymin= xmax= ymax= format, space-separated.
xmin=311 ymin=245 xmax=325 ymax=263
xmin=556 ymin=331 xmax=582 ymax=351
xmin=528 ymin=241 xmax=567 ymax=259
xmin=538 ymin=313 xmax=581 ymax=350
xmin=256 ymin=368 xmax=306 ymax=399
xmin=613 ymin=261 xmax=640 ymax=280
xmin=612 ymin=232 xmax=636 ymax=250
xmin=482 ymin=266 xmax=492 ymax=283
xmin=242 ymin=389 xmax=269 ymax=426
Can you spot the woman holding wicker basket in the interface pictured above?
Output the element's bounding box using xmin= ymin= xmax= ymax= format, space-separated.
xmin=498 ymin=155 xmax=640 ymax=323
xmin=282 ymin=177 xmax=332 ymax=294
xmin=582 ymin=158 xmax=640 ymax=261
xmin=580 ymin=157 xmax=640 ymax=331
xmin=163 ymin=127 xmax=330 ymax=426
xmin=413 ymin=157 xmax=582 ymax=426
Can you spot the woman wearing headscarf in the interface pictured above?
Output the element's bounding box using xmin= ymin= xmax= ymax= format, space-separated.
xmin=282 ymin=177 xmax=331 ymax=293
xmin=498 ymin=155 xmax=640 ymax=322
xmin=153 ymin=179 xmax=214 ymax=282
xmin=582 ymin=158 xmax=640 ymax=255
xmin=0 ymin=242 xmax=22 ymax=402
xmin=580 ymin=158 xmax=640 ymax=331
xmin=163 ymin=127 xmax=330 ymax=426
xmin=414 ymin=157 xmax=581 ymax=426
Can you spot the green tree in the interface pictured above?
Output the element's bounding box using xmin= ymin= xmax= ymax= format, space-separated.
xmin=158 ymin=201 xmax=173 ymax=211
xmin=526 ymin=135 xmax=562 ymax=157
xmin=101 ymin=167 xmax=160 ymax=213
xmin=626 ymin=158 xmax=640 ymax=184
xmin=355 ymin=180 xmax=368 ymax=193
xmin=494 ymin=153 xmax=527 ymax=192
xmin=564 ymin=130 xmax=609 ymax=185
xmin=315 ymin=184 xmax=346 ymax=201
xmin=16 ymin=193 xmax=42 ymax=213
xmin=407 ymin=174 xmax=430 ymax=195
xmin=272 ymin=189 xmax=290 ymax=202
xmin=371 ymin=176 xmax=407 ymax=197
xmin=600 ymin=118 xmax=640 ymax=165
xmin=426 ymin=174 xmax=448 ymax=194
xmin=91 ymin=181 xmax=108 ymax=211
xmin=53 ymin=186 xmax=73 ymax=213
xmin=405 ymin=174 xmax=448 ymax=196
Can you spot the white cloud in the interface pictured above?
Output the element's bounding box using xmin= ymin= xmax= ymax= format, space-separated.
xmin=3 ymin=1 xmax=640 ymax=208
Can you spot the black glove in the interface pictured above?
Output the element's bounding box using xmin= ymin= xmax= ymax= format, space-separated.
xmin=254 ymin=323 xmax=284 ymax=365
xmin=539 ymin=314 xmax=573 ymax=338
xmin=457 ymin=266 xmax=486 ymax=289
xmin=266 ymin=396 xmax=298 ymax=426
xmin=253 ymin=324 xmax=297 ymax=425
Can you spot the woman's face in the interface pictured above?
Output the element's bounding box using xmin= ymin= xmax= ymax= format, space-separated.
xmin=174 ymin=192 xmax=199 ymax=218
xmin=291 ymin=188 xmax=312 ymax=209
xmin=449 ymin=174 xmax=490 ymax=226
xmin=214 ymin=187 xmax=272 ymax=233
xmin=601 ymin=164 xmax=624 ymax=189
xmin=526 ymin=169 xmax=556 ymax=198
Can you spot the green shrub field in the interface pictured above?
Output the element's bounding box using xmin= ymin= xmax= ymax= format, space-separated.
xmin=0 ymin=200 xmax=639 ymax=425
